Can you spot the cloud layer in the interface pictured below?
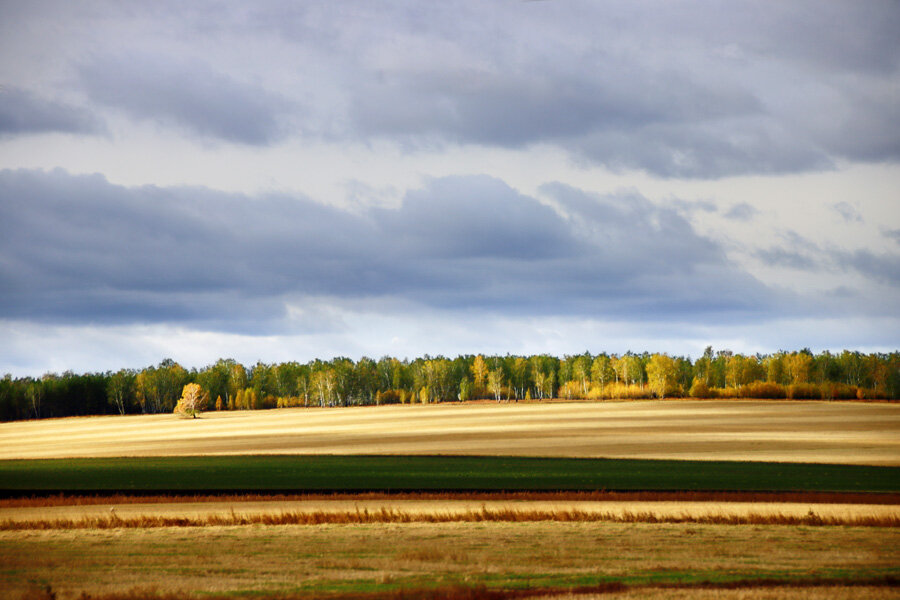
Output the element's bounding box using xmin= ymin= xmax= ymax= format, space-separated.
xmin=0 ymin=2 xmax=897 ymax=374
xmin=0 ymin=87 xmax=101 ymax=137
xmin=1 ymin=168 xmax=792 ymax=333
xmin=79 ymin=55 xmax=291 ymax=145
xmin=3 ymin=2 xmax=898 ymax=177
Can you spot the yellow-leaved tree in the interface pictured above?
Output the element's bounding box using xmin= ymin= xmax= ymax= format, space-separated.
xmin=174 ymin=383 xmax=209 ymax=419
xmin=647 ymin=354 xmax=678 ymax=399
xmin=471 ymin=354 xmax=488 ymax=396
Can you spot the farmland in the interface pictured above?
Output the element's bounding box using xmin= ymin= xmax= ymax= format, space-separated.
xmin=1 ymin=455 xmax=899 ymax=495
xmin=1 ymin=400 xmax=898 ymax=464
xmin=1 ymin=400 xmax=898 ymax=599
xmin=2 ymin=522 xmax=897 ymax=598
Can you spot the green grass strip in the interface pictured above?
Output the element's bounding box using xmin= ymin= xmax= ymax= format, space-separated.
xmin=0 ymin=455 xmax=897 ymax=493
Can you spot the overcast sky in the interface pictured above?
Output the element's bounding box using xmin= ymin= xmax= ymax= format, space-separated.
xmin=1 ymin=1 xmax=898 ymax=376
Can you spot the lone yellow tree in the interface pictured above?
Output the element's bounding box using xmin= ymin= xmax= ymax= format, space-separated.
xmin=174 ymin=383 xmax=209 ymax=418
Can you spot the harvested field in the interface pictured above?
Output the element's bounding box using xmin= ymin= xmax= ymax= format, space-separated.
xmin=1 ymin=400 xmax=898 ymax=464
xmin=2 ymin=401 xmax=897 ymax=598
xmin=1 ymin=521 xmax=897 ymax=598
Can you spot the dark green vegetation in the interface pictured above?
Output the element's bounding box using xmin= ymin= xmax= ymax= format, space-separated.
xmin=3 ymin=348 xmax=898 ymax=422
xmin=2 ymin=455 xmax=898 ymax=494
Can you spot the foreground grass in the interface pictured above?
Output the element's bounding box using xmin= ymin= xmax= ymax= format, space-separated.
xmin=536 ymin=587 xmax=900 ymax=600
xmin=13 ymin=583 xmax=900 ymax=600
xmin=2 ymin=456 xmax=898 ymax=494
xmin=2 ymin=521 xmax=897 ymax=598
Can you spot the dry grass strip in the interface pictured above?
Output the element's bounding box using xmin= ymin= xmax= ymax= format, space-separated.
xmin=4 ymin=506 xmax=898 ymax=530
xmin=5 ymin=490 xmax=898 ymax=508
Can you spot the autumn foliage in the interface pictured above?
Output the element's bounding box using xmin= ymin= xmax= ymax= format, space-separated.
xmin=1 ymin=349 xmax=897 ymax=421
xmin=173 ymin=383 xmax=208 ymax=418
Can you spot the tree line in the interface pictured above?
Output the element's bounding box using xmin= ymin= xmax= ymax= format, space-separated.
xmin=1 ymin=348 xmax=897 ymax=421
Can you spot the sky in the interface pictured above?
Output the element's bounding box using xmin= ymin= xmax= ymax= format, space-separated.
xmin=0 ymin=1 xmax=898 ymax=376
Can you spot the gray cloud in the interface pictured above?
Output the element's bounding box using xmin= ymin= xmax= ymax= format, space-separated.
xmin=372 ymin=175 xmax=575 ymax=261
xmin=833 ymin=202 xmax=862 ymax=223
xmin=320 ymin=1 xmax=899 ymax=177
xmin=832 ymin=250 xmax=900 ymax=286
xmin=351 ymin=63 xmax=761 ymax=153
xmin=754 ymin=231 xmax=825 ymax=271
xmin=755 ymin=248 xmax=820 ymax=271
xmin=671 ymin=199 xmax=717 ymax=215
xmin=754 ymin=230 xmax=900 ymax=288
xmin=724 ymin=203 xmax=758 ymax=221
xmin=79 ymin=54 xmax=291 ymax=145
xmin=1 ymin=168 xmax=789 ymax=332
xmin=539 ymin=183 xmax=777 ymax=317
xmin=0 ymin=87 xmax=102 ymax=137
xmin=4 ymin=2 xmax=898 ymax=176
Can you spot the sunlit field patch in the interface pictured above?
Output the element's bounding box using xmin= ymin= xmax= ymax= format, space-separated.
xmin=1 ymin=400 xmax=897 ymax=464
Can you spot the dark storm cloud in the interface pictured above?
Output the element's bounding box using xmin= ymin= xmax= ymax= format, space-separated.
xmin=79 ymin=54 xmax=290 ymax=145
xmin=0 ymin=168 xmax=790 ymax=331
xmin=0 ymin=87 xmax=102 ymax=137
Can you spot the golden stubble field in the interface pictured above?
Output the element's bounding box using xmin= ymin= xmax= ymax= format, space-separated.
xmin=1 ymin=400 xmax=898 ymax=464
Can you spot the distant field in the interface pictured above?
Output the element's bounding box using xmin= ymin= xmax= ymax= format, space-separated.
xmin=1 ymin=455 xmax=898 ymax=494
xmin=1 ymin=400 xmax=898 ymax=464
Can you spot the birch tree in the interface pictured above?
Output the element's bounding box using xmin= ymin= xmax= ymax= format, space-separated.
xmin=174 ymin=383 xmax=209 ymax=418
